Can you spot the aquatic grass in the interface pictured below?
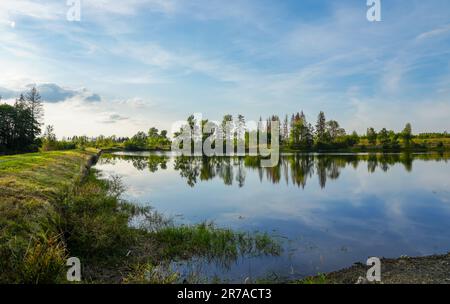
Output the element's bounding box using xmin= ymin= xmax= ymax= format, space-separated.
xmin=153 ymin=222 xmax=282 ymax=269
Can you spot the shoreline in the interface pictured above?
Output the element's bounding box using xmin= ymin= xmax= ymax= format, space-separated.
xmin=298 ymin=253 xmax=450 ymax=284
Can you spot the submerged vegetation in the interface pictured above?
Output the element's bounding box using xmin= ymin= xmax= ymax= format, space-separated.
xmin=0 ymin=150 xmax=281 ymax=283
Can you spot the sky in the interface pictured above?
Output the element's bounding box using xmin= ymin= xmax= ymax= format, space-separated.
xmin=0 ymin=0 xmax=449 ymax=137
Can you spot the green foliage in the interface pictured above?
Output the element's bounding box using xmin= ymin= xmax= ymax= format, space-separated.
xmin=289 ymin=112 xmax=313 ymax=149
xmin=378 ymin=128 xmax=390 ymax=147
xmin=0 ymin=89 xmax=43 ymax=154
xmin=61 ymin=171 xmax=138 ymax=260
xmin=17 ymin=234 xmax=67 ymax=284
xmin=0 ymin=232 xmax=67 ymax=284
xmin=401 ymin=123 xmax=413 ymax=147
xmin=153 ymin=222 xmax=281 ymax=268
xmin=417 ymin=132 xmax=450 ymax=139
xmin=315 ymin=111 xmax=328 ymax=143
xmin=367 ymin=127 xmax=377 ymax=145
xmin=295 ymin=273 xmax=329 ymax=284
xmin=124 ymin=128 xmax=171 ymax=151
xmin=124 ymin=263 xmax=179 ymax=284
xmin=326 ymin=120 xmax=346 ymax=140
xmin=40 ymin=125 xmax=76 ymax=151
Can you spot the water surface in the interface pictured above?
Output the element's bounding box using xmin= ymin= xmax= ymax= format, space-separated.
xmin=95 ymin=152 xmax=450 ymax=282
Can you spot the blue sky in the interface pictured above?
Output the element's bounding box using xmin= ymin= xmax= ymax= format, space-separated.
xmin=0 ymin=0 xmax=450 ymax=137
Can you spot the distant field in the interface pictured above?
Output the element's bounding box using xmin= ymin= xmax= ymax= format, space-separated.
xmin=413 ymin=137 xmax=450 ymax=146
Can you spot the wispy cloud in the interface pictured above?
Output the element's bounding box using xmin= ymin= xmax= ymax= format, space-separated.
xmin=99 ymin=113 xmax=129 ymax=124
xmin=84 ymin=0 xmax=178 ymax=16
xmin=0 ymin=0 xmax=62 ymax=23
xmin=416 ymin=24 xmax=450 ymax=41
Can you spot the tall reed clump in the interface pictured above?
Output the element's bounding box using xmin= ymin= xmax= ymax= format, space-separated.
xmin=0 ymin=200 xmax=67 ymax=283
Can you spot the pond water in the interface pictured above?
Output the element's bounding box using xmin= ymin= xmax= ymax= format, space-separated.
xmin=95 ymin=152 xmax=450 ymax=282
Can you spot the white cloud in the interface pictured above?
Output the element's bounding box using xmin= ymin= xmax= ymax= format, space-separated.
xmin=416 ymin=24 xmax=450 ymax=41
xmin=0 ymin=0 xmax=62 ymax=23
xmin=83 ymin=0 xmax=178 ymax=16
xmin=0 ymin=83 xmax=101 ymax=103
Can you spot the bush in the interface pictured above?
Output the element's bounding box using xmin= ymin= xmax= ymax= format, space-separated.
xmin=41 ymin=140 xmax=76 ymax=152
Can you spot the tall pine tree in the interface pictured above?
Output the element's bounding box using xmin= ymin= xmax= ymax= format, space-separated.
xmin=25 ymin=87 xmax=44 ymax=138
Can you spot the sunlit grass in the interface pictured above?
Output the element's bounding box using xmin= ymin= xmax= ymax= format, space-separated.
xmin=0 ymin=150 xmax=97 ymax=283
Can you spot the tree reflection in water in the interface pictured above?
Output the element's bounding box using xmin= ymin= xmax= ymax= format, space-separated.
xmin=99 ymin=152 xmax=449 ymax=189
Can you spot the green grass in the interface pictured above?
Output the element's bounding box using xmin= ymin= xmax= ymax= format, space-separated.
xmin=0 ymin=149 xmax=98 ymax=283
xmin=153 ymin=223 xmax=281 ymax=268
xmin=413 ymin=137 xmax=450 ymax=148
xmin=295 ymin=273 xmax=329 ymax=284
xmin=0 ymin=149 xmax=281 ymax=283
xmin=0 ymin=149 xmax=97 ymax=200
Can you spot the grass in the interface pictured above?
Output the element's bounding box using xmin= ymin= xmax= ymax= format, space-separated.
xmin=353 ymin=137 xmax=450 ymax=151
xmin=153 ymin=223 xmax=281 ymax=268
xmin=0 ymin=149 xmax=281 ymax=283
xmin=412 ymin=137 xmax=450 ymax=148
xmin=0 ymin=149 xmax=98 ymax=283
xmin=295 ymin=273 xmax=329 ymax=284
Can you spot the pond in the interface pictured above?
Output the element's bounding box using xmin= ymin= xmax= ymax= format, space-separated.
xmin=95 ymin=152 xmax=450 ymax=282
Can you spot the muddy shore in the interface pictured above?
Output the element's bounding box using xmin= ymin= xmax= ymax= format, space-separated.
xmin=316 ymin=253 xmax=450 ymax=284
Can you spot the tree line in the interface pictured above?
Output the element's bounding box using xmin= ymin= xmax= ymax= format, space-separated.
xmin=1 ymin=87 xmax=448 ymax=154
xmin=167 ymin=112 xmax=426 ymax=152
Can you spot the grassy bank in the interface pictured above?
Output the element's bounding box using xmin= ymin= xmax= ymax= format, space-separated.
xmin=0 ymin=150 xmax=280 ymax=283
xmin=0 ymin=149 xmax=98 ymax=283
